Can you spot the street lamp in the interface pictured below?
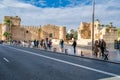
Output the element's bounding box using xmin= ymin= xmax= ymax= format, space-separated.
xmin=92 ymin=0 xmax=95 ymax=54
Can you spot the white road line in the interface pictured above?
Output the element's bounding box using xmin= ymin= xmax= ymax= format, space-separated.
xmin=3 ymin=45 xmax=120 ymax=78
xmin=3 ymin=57 xmax=9 ymax=63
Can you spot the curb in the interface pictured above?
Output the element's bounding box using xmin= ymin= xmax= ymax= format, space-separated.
xmin=39 ymin=48 xmax=120 ymax=64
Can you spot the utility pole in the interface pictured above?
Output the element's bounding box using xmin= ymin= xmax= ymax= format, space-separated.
xmin=92 ymin=0 xmax=95 ymax=54
xmin=9 ymin=18 xmax=12 ymax=42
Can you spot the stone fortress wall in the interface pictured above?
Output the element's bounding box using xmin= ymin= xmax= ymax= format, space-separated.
xmin=0 ymin=16 xmax=66 ymax=41
xmin=0 ymin=16 xmax=118 ymax=49
xmin=77 ymin=20 xmax=118 ymax=49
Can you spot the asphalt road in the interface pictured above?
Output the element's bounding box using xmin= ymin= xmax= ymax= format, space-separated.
xmin=0 ymin=44 xmax=120 ymax=80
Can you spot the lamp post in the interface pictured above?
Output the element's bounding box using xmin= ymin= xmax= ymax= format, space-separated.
xmin=92 ymin=0 xmax=95 ymax=54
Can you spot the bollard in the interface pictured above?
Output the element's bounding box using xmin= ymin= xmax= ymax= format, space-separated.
xmin=53 ymin=48 xmax=57 ymax=52
xmin=65 ymin=49 xmax=68 ymax=54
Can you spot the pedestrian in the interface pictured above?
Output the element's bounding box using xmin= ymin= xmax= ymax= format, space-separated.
xmin=48 ymin=39 xmax=52 ymax=50
xmin=98 ymin=39 xmax=102 ymax=57
xmin=94 ymin=40 xmax=99 ymax=57
xmin=33 ymin=40 xmax=37 ymax=48
xmin=43 ymin=40 xmax=47 ymax=50
xmin=45 ymin=38 xmax=49 ymax=49
xmin=59 ymin=39 xmax=64 ymax=52
xmin=40 ymin=39 xmax=43 ymax=48
xmin=72 ymin=40 xmax=77 ymax=54
xmin=36 ymin=40 xmax=39 ymax=48
xmin=100 ymin=39 xmax=106 ymax=57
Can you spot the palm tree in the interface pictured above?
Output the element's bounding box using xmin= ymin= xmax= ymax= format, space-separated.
xmin=4 ymin=19 xmax=12 ymax=31
xmin=3 ymin=19 xmax=12 ymax=40
xmin=3 ymin=32 xmax=11 ymax=41
xmin=96 ymin=19 xmax=99 ymax=22
xmin=118 ymin=28 xmax=120 ymax=37
xmin=4 ymin=19 xmax=11 ymax=25
xmin=109 ymin=22 xmax=113 ymax=27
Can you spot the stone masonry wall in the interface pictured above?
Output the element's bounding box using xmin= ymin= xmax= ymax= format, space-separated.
xmin=0 ymin=16 xmax=66 ymax=41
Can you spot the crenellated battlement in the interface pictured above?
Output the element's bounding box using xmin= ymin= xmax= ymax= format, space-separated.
xmin=21 ymin=25 xmax=41 ymax=29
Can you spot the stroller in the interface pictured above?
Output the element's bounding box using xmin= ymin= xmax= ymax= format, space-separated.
xmin=103 ymin=49 xmax=109 ymax=60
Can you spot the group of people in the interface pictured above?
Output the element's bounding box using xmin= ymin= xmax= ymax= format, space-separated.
xmin=33 ymin=38 xmax=52 ymax=50
xmin=59 ymin=39 xmax=77 ymax=54
xmin=94 ymin=39 xmax=107 ymax=57
xmin=10 ymin=38 xmax=107 ymax=57
xmin=26 ymin=38 xmax=52 ymax=50
xmin=33 ymin=40 xmax=39 ymax=48
xmin=9 ymin=39 xmax=53 ymax=50
xmin=32 ymin=38 xmax=106 ymax=57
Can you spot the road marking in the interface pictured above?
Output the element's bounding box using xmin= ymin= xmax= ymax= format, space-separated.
xmin=3 ymin=45 xmax=120 ymax=78
xmin=3 ymin=57 xmax=9 ymax=63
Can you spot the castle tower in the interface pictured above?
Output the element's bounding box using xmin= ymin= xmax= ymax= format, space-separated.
xmin=59 ymin=26 xmax=66 ymax=40
xmin=4 ymin=16 xmax=21 ymax=27
xmin=1 ymin=16 xmax=21 ymax=40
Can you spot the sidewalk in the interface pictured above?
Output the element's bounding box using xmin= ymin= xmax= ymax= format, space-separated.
xmin=6 ymin=42 xmax=120 ymax=64
xmin=52 ymin=45 xmax=120 ymax=63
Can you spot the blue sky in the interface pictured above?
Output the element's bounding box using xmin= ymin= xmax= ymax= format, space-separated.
xmin=0 ymin=0 xmax=120 ymax=30
xmin=19 ymin=0 xmax=92 ymax=8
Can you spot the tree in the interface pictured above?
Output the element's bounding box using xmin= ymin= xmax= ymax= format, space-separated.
xmin=96 ymin=19 xmax=99 ymax=22
xmin=109 ymin=22 xmax=113 ymax=27
xmin=118 ymin=28 xmax=120 ymax=37
xmin=66 ymin=33 xmax=71 ymax=40
xmin=4 ymin=19 xmax=13 ymax=39
xmin=73 ymin=31 xmax=78 ymax=39
xmin=66 ymin=29 xmax=78 ymax=40
xmin=70 ymin=29 xmax=74 ymax=34
xmin=3 ymin=32 xmax=11 ymax=41
xmin=4 ymin=19 xmax=12 ymax=30
xmin=4 ymin=19 xmax=11 ymax=25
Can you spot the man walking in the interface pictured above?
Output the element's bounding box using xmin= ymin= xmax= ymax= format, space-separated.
xmin=100 ymin=39 xmax=106 ymax=57
xmin=60 ymin=39 xmax=64 ymax=52
xmin=72 ymin=40 xmax=77 ymax=54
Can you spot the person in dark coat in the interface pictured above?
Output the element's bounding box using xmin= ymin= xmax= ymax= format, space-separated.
xmin=59 ymin=39 xmax=64 ymax=52
xmin=33 ymin=40 xmax=37 ymax=48
xmin=72 ymin=40 xmax=77 ymax=54
xmin=36 ymin=40 xmax=39 ymax=48
xmin=100 ymin=39 xmax=106 ymax=57
xmin=94 ymin=40 xmax=99 ymax=57
xmin=98 ymin=39 xmax=102 ymax=57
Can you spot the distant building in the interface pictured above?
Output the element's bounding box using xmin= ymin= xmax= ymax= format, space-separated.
xmin=77 ymin=20 xmax=118 ymax=49
xmin=0 ymin=16 xmax=66 ymax=41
